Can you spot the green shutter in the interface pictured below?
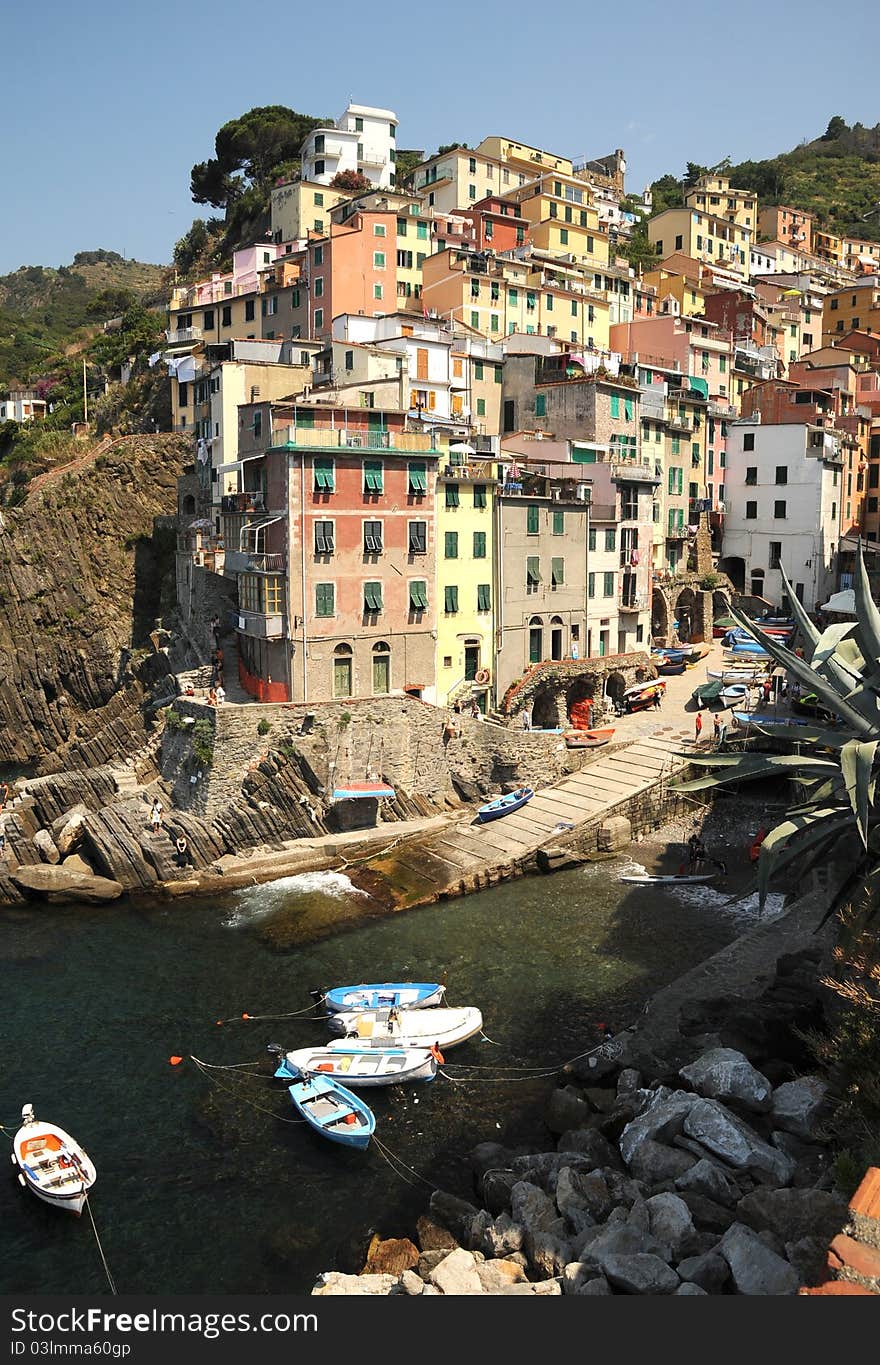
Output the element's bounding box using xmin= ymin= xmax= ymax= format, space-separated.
xmin=477 ymin=583 xmax=491 ymax=612
xmin=315 ymin=583 xmax=334 ymax=617
xmin=526 ymin=556 xmax=541 ymax=584
xmin=672 ymin=436 xmax=680 ymax=455
xmin=668 ymin=508 xmax=676 ymax=533
xmin=527 ymin=505 xmax=539 ymax=534
xmin=473 ymin=530 xmax=486 ymax=558
xmin=603 ymin=571 xmax=614 ymax=596
xmin=588 ymin=572 xmax=595 ymax=598
xmin=298 ymin=409 xmax=315 ymax=429
xmin=408 ymin=462 xmax=427 ymax=493
xmin=444 ymin=585 xmax=459 ymax=613
xmin=535 ymin=394 xmax=546 ymax=417
xmin=476 ymin=397 xmax=486 ymax=416
xmin=610 ymin=394 xmax=620 ymax=419
xmin=445 ymin=531 xmax=458 ymax=558
xmin=364 ymin=581 xmax=382 ymax=612
xmin=605 ymin=529 xmax=616 ymax=551
xmin=473 ymin=484 xmax=487 ymax=509
xmin=553 ymin=510 xmax=564 ymax=535
xmin=494 ymin=365 xmax=502 ymax=384
xmin=474 ymin=362 xmax=484 ymax=380
xmin=588 ymin=528 xmax=596 ymax=551
xmin=572 ymin=446 xmax=597 ymax=463
xmin=409 ymin=580 xmax=427 ymax=610
xmin=314 ymin=457 xmax=334 ymax=490
xmin=624 ymin=398 xmax=633 ymax=422
xmin=668 ymin=467 xmax=676 ymax=495
xmin=551 ymin=557 xmax=564 ymax=586
xmin=445 ymin=483 xmax=460 ymax=508
xmin=364 ymin=459 xmax=383 ymax=492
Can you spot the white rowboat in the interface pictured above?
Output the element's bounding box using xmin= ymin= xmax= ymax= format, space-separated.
xmin=328 ymin=1005 xmax=483 ymax=1050
xmin=11 ymin=1104 xmax=96 ymax=1216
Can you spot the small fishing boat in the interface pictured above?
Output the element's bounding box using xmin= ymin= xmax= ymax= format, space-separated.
xmin=657 ymin=660 xmax=687 ymax=676
xmin=476 ymin=787 xmax=533 ymax=823
xmin=620 ymin=680 xmax=666 ymax=713
xmin=272 ymin=1043 xmax=437 ymax=1087
xmin=707 ymin=666 xmax=766 ymax=683
xmin=691 ymin=679 xmax=724 ymax=705
xmin=721 ymin=683 xmax=752 ymax=707
xmin=619 ymin=872 xmax=716 ymax=885
xmin=564 ymin=728 xmax=615 ymax=748
xmin=328 ymin=1004 xmax=483 ymax=1051
xmin=286 ymin=1074 xmax=375 ymax=1149
xmin=317 ymin=982 xmax=446 ymax=1013
xmin=791 ymin=692 xmax=838 ymax=722
xmin=733 ymin=711 xmax=808 ymax=728
xmin=331 ymin=779 xmax=396 ymax=801
xmin=11 ymin=1104 xmax=96 ymax=1216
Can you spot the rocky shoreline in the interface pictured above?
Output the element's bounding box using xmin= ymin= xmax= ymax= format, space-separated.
xmin=313 ymin=871 xmax=875 ymax=1297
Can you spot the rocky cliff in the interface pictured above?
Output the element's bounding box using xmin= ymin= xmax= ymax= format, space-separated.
xmin=0 ymin=434 xmax=190 ymax=770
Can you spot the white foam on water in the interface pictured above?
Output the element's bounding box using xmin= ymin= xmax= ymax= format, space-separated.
xmin=668 ymin=881 xmax=786 ymax=922
xmin=222 ymin=870 xmax=369 ymax=927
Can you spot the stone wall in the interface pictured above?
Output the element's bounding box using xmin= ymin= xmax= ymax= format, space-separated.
xmin=175 ymin=561 xmax=238 ymax=659
xmin=499 ymin=652 xmax=655 ymax=722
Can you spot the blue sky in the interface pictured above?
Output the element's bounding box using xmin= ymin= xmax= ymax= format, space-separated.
xmin=1 ymin=0 xmax=878 ymax=275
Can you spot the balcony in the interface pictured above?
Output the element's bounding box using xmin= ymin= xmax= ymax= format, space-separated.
xmin=165 ymin=327 xmax=203 ymax=345
xmin=235 ymin=609 xmax=285 ymax=641
xmin=224 ymin=549 xmax=287 ymax=574
xmin=666 ymin=527 xmax=690 ymax=540
xmin=611 ymin=461 xmax=660 ymax=485
xmin=269 ymin=426 xmax=439 ymax=453
xmin=222 ymin=491 xmax=266 ymax=515
xmin=619 ymin=595 xmax=646 ymax=612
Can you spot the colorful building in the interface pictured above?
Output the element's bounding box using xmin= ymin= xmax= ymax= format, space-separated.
xmin=648 ymin=208 xmax=751 ymax=281
xmin=435 ymin=458 xmax=497 ymax=708
xmin=300 ymin=104 xmax=399 ymax=190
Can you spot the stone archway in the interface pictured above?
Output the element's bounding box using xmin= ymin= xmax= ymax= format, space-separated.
xmin=531 ymin=686 xmax=561 ymax=730
xmin=652 ymin=587 xmax=671 ymax=643
xmin=605 ymin=671 xmax=627 ymax=707
xmin=674 ymin=587 xmax=697 ymax=643
xmin=718 ymin=556 xmax=745 ymax=594
xmin=565 ymin=674 xmax=596 ymax=729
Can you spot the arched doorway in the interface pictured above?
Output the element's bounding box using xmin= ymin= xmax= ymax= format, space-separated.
xmin=333 ymin=644 xmax=353 ymax=698
xmin=605 ymin=671 xmax=626 ymax=708
xmin=531 ymin=686 xmax=560 ymax=730
xmin=674 ymin=587 xmax=697 ymax=643
xmin=550 ymin=615 xmax=565 ymax=662
xmin=528 ymin=616 xmax=544 ymax=666
xmin=182 ymin=494 xmax=196 ymax=516
xmin=372 ymin=641 xmax=390 ymax=694
xmin=718 ymin=556 xmax=745 ymax=594
xmin=651 ymin=587 xmax=670 ymax=643
xmin=566 ymin=675 xmax=595 ymax=730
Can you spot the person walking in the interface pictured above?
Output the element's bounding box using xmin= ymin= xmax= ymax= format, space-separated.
xmin=522 ymin=707 xmax=531 ymax=731
xmin=215 ymin=683 xmax=226 ymax=706
xmin=713 ymin=713 xmax=721 ymax=743
xmin=652 ymin=689 xmax=662 ymax=710
xmin=694 ymin=710 xmax=703 ymax=743
xmin=149 ymin=799 xmax=163 ymax=834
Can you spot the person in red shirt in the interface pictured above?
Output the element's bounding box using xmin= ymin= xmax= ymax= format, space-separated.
xmin=695 ymin=711 xmax=703 ymax=742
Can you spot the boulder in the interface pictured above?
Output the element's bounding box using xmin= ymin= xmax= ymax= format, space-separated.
xmin=676 ymin=1250 xmax=730 ymax=1293
xmin=619 ymin=1087 xmax=699 ymax=1165
xmin=62 ymin=854 xmax=96 ymax=876
xmin=536 ymin=846 xmax=587 ymax=874
xmin=675 ymin=1282 xmax=708 ymax=1295
xmin=510 ymin=1181 xmax=566 ymax=1240
xmin=735 ymin=1187 xmax=848 ymax=1246
xmin=361 ymin=1236 xmax=419 ymax=1277
xmin=675 ymin=1157 xmax=742 ymax=1207
xmin=428 ymin=1248 xmax=484 ymax=1295
xmin=628 ymin=1138 xmax=698 ymax=1186
xmin=428 ymin=1191 xmax=482 ymax=1246
xmin=312 ymin=1272 xmax=397 ymax=1296
xmin=579 ymin=1220 xmax=666 ymax=1273
xmin=545 ymin=1085 xmax=593 ymax=1134
xmin=52 ymin=805 xmax=90 ymax=856
xmin=562 ymin=1261 xmax=597 ymax=1294
xmin=645 ymin=1193 xmax=699 ymax=1260
xmin=769 ymin=1076 xmax=828 ymax=1139
xmin=11 ymin=864 xmax=123 ymax=904
xmin=557 ymin=1128 xmax=623 ymax=1170
xmin=675 ymin=1191 xmax=737 ymax=1235
xmin=784 ymin=1236 xmax=830 ymax=1286
xmin=682 ymin=1098 xmax=796 ymax=1186
xmin=525 ymin=1228 xmax=573 ymax=1279
xmin=478 ymin=1213 xmax=524 ymax=1259
xmin=617 ymin=1069 xmax=642 ymax=1095
xmin=510 ymin=1151 xmax=600 ymax=1191
xmin=718 ymin=1223 xmax=800 ymax=1295
xmin=399 ymin=1269 xmax=425 ymax=1296
xmin=602 ymin=1254 xmax=680 ymax=1295
xmin=576 ymin=1275 xmax=613 ymax=1296
xmin=480 ymin=1169 xmax=518 ymax=1216
xmin=679 ymin=1048 xmax=772 ymax=1112
xmin=416 ymin=1214 xmax=458 ymax=1252
xmin=556 ymin=1169 xmax=612 ymax=1225
xmin=475 ymin=1260 xmax=527 ymax=1292
xmin=32 ymin=829 xmax=60 ymax=865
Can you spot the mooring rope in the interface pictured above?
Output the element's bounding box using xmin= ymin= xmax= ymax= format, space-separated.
xmin=371 ymin=1136 xmax=437 ymax=1190
xmin=188 ymin=1056 xmax=306 ymax=1124
xmin=215 ymin=997 xmax=328 ymax=1026
xmin=85 ymin=1196 xmax=117 ymax=1296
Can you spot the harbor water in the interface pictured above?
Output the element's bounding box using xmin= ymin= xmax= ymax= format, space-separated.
xmin=0 ymin=858 xmax=768 ymax=1294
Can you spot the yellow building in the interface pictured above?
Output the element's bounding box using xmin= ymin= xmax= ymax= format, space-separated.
xmin=476 ymin=136 xmax=574 ymax=179
xmin=685 ymin=174 xmax=757 ymax=232
xmin=270 ymin=180 xmax=350 ymax=242
xmin=435 ymin=461 xmax=496 ymax=708
xmin=812 ymin=227 xmax=844 ymax=267
xmin=641 ymin=263 xmax=707 ymax=317
xmin=500 ymin=173 xmax=608 ymax=270
xmin=648 ymin=208 xmax=751 ymax=281
xmin=823 ymin=279 xmax=880 ymax=343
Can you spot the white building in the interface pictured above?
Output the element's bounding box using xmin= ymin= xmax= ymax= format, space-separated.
xmin=300 ymin=104 xmax=398 ymax=190
xmin=0 ymin=390 xmax=47 ymax=422
xmin=721 ymin=419 xmax=843 ymax=611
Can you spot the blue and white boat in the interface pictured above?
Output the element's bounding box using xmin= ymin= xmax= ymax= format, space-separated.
xmin=476 ymin=787 xmax=534 ymax=823
xmin=721 ymin=683 xmax=752 ymax=707
xmin=272 ymin=1043 xmax=437 ymax=1087
xmin=286 ymin=1073 xmax=376 ymax=1149
xmin=319 ymin=981 xmax=446 ymax=1013
xmin=734 ymin=712 xmax=808 ymax=728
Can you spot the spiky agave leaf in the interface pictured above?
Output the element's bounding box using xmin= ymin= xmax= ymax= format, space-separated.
xmin=672 ymin=753 xmax=840 ymax=793
xmin=852 ymin=542 xmax=880 ymax=675
xmin=756 ymin=805 xmax=856 ymax=907
xmin=840 ymin=738 xmax=879 ymax=848
xmin=778 ymin=562 xmax=820 ymax=657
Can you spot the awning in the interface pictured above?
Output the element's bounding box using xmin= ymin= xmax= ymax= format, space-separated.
xmin=331 ymin=781 xmax=395 ymax=801
xmin=188 ymin=518 xmax=213 ymax=530
xmin=449 ymin=442 xmax=476 ymax=455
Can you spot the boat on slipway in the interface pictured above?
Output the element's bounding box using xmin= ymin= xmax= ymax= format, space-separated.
xmin=11 ymin=1105 xmax=96 ymax=1216
xmin=563 ymin=728 xmax=615 ymax=749
xmin=327 ymin=1005 xmax=483 ymax=1051
xmin=286 ymin=1074 xmax=376 ymax=1149
xmin=317 ymin=982 xmax=446 ymax=1013
xmin=271 ymin=1043 xmax=438 ymax=1087
xmin=476 ymin=788 xmax=533 ymax=823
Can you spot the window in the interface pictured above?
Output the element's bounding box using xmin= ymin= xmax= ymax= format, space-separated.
xmin=774 ymin=500 xmax=787 ymax=519
xmin=745 ymin=467 xmax=757 ymax=485
xmin=745 ymin=500 xmax=757 ymax=519
xmin=314 ymin=308 xmax=323 ymax=329
xmin=675 ymin=234 xmax=683 ymax=250
xmin=244 ymin=299 xmax=255 ymax=322
xmin=445 ymin=530 xmax=458 ymax=558
xmin=363 ymin=520 xmax=383 ymax=553
xmin=314 ymin=245 xmax=323 ymax=265
xmin=473 ymin=484 xmax=487 ymax=509
xmin=560 ymin=228 xmax=569 ymax=244
xmin=262 ymin=295 xmax=279 ymax=315
xmin=470 ymin=311 xmax=479 ymax=329
xmin=363 ymin=460 xmax=383 ymax=494
xmin=769 ymin=541 xmax=782 ymax=569
xmin=474 ymin=361 xmax=484 ymax=381
xmin=775 ymin=466 xmax=787 ymax=485
xmin=552 ymin=510 xmax=564 ymax=535
xmin=374 ymin=284 xmax=384 ymax=300
xmin=409 ymin=580 xmax=427 ymax=611
xmin=364 ymin=581 xmax=383 ymax=613
xmin=314 ymin=135 xmax=325 ymax=153
xmin=588 ymin=528 xmax=596 ymax=551
xmin=416 ymin=222 xmax=428 ymax=240
xmin=408 ymin=462 xmax=427 ymax=495
xmin=397 ymin=249 xmax=413 ymax=269
xmin=314 ymin=457 xmax=335 ymax=491
xmin=527 ymin=505 xmax=539 ymax=534
xmin=314 ymin=192 xmax=324 ymax=206
xmin=527 ymin=557 xmax=541 ymax=586
xmin=605 ymin=528 xmax=616 ymax=551
xmin=743 ymin=432 xmax=755 ymax=451
xmin=314 ymin=520 xmax=334 ymax=554
xmin=409 ymin=520 xmax=427 ymax=553
xmin=344 ymin=350 xmax=354 ymax=372
xmin=203 ymin=309 xmax=215 ymax=330
xmin=444 ymin=585 xmax=459 ymax=614
xmin=588 ymin=572 xmax=596 ymax=598
xmin=315 ymin=583 xmax=335 ymax=617
xmin=473 ymin=530 xmax=487 ymax=558
xmin=178 ymin=383 xmax=188 ymax=407
xmin=477 ymin=583 xmax=491 ymax=612
xmin=221 ymin=305 xmax=232 ymax=327
xmin=291 ymin=289 xmax=300 ymax=309
xmin=445 ymin=483 xmax=461 ymax=509
xmin=610 ymin=394 xmax=620 ymax=419
xmin=603 ymin=571 xmax=614 ymax=597
xmin=476 ymin=397 xmax=486 ymax=417
xmin=551 ymin=558 xmax=564 ymax=587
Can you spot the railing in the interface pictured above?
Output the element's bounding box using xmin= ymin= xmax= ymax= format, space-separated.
xmin=235 ymin=609 xmax=286 ymax=640
xmin=611 ymin=461 xmax=660 ymax=484
xmin=619 ymin=595 xmax=646 ymax=611
xmin=165 ymin=327 xmax=203 ymax=344
xmin=269 ymin=426 xmax=439 ymax=453
xmin=666 ymin=527 xmax=690 ymax=539
xmin=240 ymin=552 xmax=286 ymax=573
xmin=222 ymin=492 xmax=266 ymax=514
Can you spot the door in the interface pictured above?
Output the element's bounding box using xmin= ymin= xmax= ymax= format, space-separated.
xmin=372 ymin=652 xmax=390 ymax=694
xmin=464 ymin=645 xmax=479 ymax=681
xmin=333 ymin=657 xmax=352 ymax=698
xmin=529 ymin=627 xmax=543 ymax=664
xmin=551 ymin=628 xmax=563 ymax=661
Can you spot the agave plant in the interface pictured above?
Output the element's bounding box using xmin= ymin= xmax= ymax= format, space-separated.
xmin=672 ymin=545 xmax=880 ymax=906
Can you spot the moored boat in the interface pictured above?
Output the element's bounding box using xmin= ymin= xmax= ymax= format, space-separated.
xmin=707 ymin=666 xmax=766 ymax=683
xmin=11 ymin=1105 xmax=96 ymax=1216
xmin=476 ymin=787 xmax=533 ymax=822
xmin=721 ymin=683 xmax=752 ymax=707
xmin=328 ymin=1004 xmax=484 ymax=1051
xmin=691 ymin=679 xmax=724 ymax=705
xmin=272 ymin=1043 xmax=437 ymax=1087
xmin=619 ymin=872 xmax=716 ymax=885
xmin=317 ymin=982 xmax=446 ymax=1013
xmin=564 ymin=727 xmax=615 ymax=748
xmin=286 ymin=1074 xmax=375 ymax=1149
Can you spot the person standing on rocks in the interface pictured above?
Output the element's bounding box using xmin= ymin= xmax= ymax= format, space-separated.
xmin=522 ymin=707 xmax=531 ymax=731
xmin=150 ymin=799 xmax=163 ymax=834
